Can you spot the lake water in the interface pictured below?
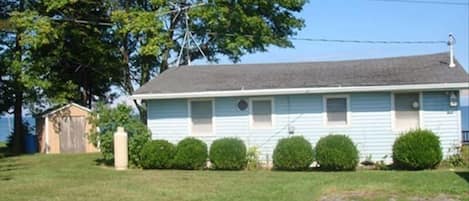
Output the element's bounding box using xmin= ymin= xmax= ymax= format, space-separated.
xmin=0 ymin=117 xmax=35 ymax=142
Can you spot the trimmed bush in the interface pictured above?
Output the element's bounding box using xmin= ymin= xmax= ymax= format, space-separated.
xmin=88 ymin=103 xmax=150 ymax=167
xmin=273 ymin=136 xmax=314 ymax=170
xmin=392 ymin=129 xmax=442 ymax=170
xmin=209 ymin=138 xmax=247 ymax=170
xmin=315 ymin=134 xmax=359 ymax=171
xmin=139 ymin=140 xmax=175 ymax=169
xmin=173 ymin=138 xmax=208 ymax=170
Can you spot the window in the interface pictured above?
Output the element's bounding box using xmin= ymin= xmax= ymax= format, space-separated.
xmin=251 ymin=99 xmax=272 ymax=128
xmin=325 ymin=97 xmax=348 ymax=126
xmin=190 ymin=100 xmax=213 ymax=135
xmin=394 ymin=93 xmax=420 ymax=131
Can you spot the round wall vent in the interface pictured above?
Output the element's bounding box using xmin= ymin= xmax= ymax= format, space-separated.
xmin=237 ymin=100 xmax=248 ymax=111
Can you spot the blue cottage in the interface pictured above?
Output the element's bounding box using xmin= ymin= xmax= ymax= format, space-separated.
xmin=133 ymin=53 xmax=469 ymax=163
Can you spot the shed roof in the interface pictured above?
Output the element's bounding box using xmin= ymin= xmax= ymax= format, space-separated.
xmin=41 ymin=103 xmax=91 ymax=118
xmin=134 ymin=52 xmax=469 ymax=98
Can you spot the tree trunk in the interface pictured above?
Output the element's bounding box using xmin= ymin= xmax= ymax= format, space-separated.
xmin=12 ymin=87 xmax=24 ymax=154
xmin=160 ymin=12 xmax=178 ymax=73
xmin=12 ymin=35 xmax=24 ymax=154
xmin=135 ymin=100 xmax=147 ymax=124
xmin=121 ymin=32 xmax=133 ymax=94
xmin=11 ymin=0 xmax=24 ymax=154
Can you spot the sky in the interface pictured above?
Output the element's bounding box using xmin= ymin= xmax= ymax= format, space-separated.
xmin=117 ymin=0 xmax=469 ymax=107
xmin=212 ymin=0 xmax=469 ymax=70
xmin=187 ymin=0 xmax=468 ymax=108
xmin=119 ymin=0 xmax=469 ymax=107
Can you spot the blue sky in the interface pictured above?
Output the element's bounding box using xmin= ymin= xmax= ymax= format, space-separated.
xmin=195 ymin=0 xmax=469 ymax=108
xmin=212 ymin=0 xmax=469 ymax=71
xmin=109 ymin=1 xmax=469 ymax=111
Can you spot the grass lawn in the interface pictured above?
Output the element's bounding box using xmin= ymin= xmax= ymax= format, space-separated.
xmin=0 ymin=154 xmax=468 ymax=201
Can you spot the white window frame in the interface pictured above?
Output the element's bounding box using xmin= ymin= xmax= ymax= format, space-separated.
xmin=188 ymin=98 xmax=215 ymax=136
xmin=323 ymin=95 xmax=351 ymax=127
xmin=390 ymin=92 xmax=423 ymax=132
xmin=249 ymin=97 xmax=274 ymax=129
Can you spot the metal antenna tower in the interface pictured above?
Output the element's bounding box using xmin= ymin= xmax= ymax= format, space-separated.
xmin=175 ymin=2 xmax=208 ymax=67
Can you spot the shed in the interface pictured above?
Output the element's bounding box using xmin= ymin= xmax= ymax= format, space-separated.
xmin=36 ymin=103 xmax=98 ymax=154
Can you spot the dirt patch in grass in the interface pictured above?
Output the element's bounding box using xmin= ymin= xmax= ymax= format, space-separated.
xmin=408 ymin=194 xmax=462 ymax=201
xmin=319 ymin=189 xmax=394 ymax=201
xmin=319 ymin=189 xmax=462 ymax=201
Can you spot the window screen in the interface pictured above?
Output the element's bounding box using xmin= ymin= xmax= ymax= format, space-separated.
xmin=326 ymin=97 xmax=347 ymax=125
xmin=394 ymin=93 xmax=420 ymax=131
xmin=252 ymin=100 xmax=272 ymax=127
xmin=191 ymin=100 xmax=213 ymax=135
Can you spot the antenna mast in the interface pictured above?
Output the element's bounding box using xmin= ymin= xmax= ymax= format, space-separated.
xmin=448 ymin=33 xmax=456 ymax=68
xmin=175 ymin=2 xmax=208 ymax=67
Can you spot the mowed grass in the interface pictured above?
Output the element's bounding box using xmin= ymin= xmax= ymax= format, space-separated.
xmin=0 ymin=154 xmax=468 ymax=201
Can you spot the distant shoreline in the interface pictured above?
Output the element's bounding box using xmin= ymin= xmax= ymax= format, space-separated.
xmin=0 ymin=117 xmax=35 ymax=142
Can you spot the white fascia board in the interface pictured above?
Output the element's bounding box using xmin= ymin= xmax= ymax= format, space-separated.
xmin=132 ymin=82 xmax=469 ymax=100
xmin=41 ymin=103 xmax=91 ymax=118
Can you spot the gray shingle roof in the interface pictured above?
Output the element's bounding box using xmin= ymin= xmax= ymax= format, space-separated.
xmin=134 ymin=52 xmax=469 ymax=95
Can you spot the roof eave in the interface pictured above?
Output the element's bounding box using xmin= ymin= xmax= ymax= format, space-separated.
xmin=132 ymin=82 xmax=469 ymax=100
xmin=41 ymin=103 xmax=91 ymax=118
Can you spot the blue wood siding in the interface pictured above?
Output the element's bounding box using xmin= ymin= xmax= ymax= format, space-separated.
xmin=147 ymin=99 xmax=189 ymax=142
xmin=147 ymin=91 xmax=460 ymax=163
xmin=422 ymin=92 xmax=460 ymax=155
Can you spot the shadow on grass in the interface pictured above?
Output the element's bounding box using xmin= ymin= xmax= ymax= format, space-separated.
xmin=455 ymin=171 xmax=469 ymax=183
xmin=0 ymin=157 xmax=26 ymax=181
xmin=94 ymin=158 xmax=113 ymax=167
xmin=0 ymin=163 xmax=24 ymax=172
xmin=0 ymin=147 xmax=7 ymax=157
xmin=0 ymin=176 xmax=12 ymax=181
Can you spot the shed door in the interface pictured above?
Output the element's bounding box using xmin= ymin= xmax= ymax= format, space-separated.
xmin=59 ymin=116 xmax=86 ymax=153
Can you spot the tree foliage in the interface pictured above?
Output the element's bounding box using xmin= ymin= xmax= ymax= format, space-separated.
xmin=1 ymin=0 xmax=123 ymax=153
xmin=0 ymin=0 xmax=307 ymax=153
xmin=1 ymin=0 xmax=59 ymax=153
xmin=88 ymin=103 xmax=151 ymax=166
xmin=111 ymin=0 xmax=307 ymax=121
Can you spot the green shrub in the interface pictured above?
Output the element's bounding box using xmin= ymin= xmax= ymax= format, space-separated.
xmin=88 ymin=103 xmax=150 ymax=167
xmin=441 ymin=145 xmax=468 ymax=168
xmin=462 ymin=145 xmax=469 ymax=167
xmin=246 ymin=146 xmax=261 ymax=170
xmin=139 ymin=140 xmax=175 ymax=169
xmin=392 ymin=129 xmax=442 ymax=170
xmin=443 ymin=154 xmax=465 ymax=168
xmin=209 ymin=138 xmax=247 ymax=170
xmin=173 ymin=138 xmax=208 ymax=170
xmin=272 ymin=136 xmax=314 ymax=170
xmin=315 ymin=134 xmax=359 ymax=171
